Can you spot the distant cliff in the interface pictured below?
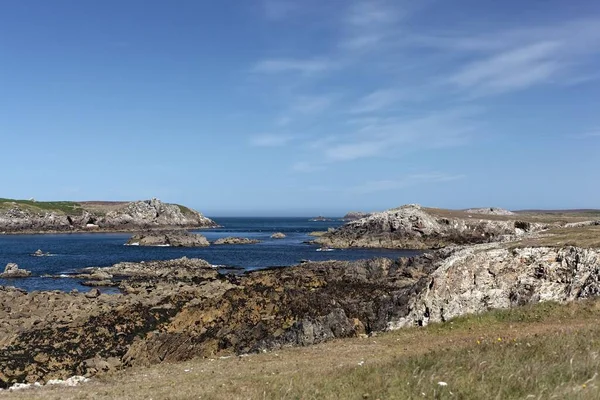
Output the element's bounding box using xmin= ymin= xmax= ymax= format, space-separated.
xmin=0 ymin=198 xmax=217 ymax=233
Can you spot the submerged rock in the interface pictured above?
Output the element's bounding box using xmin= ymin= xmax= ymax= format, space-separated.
xmin=213 ymin=237 xmax=261 ymax=245
xmin=0 ymin=263 xmax=31 ymax=278
xmin=126 ymin=230 xmax=210 ymax=247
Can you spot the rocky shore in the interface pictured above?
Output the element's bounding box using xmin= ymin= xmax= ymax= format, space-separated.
xmin=316 ymin=204 xmax=549 ymax=249
xmin=2 ymin=239 xmax=600 ymax=387
xmin=0 ymin=198 xmax=217 ymax=234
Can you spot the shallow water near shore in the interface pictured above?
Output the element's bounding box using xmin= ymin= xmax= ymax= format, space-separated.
xmin=0 ymin=217 xmax=420 ymax=292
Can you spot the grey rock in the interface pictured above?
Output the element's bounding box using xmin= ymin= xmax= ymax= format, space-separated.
xmin=271 ymin=232 xmax=286 ymax=239
xmin=126 ymin=230 xmax=210 ymax=247
xmin=0 ymin=263 xmax=31 ymax=278
xmin=84 ymin=288 xmax=101 ymax=298
xmin=390 ymin=244 xmax=600 ymax=329
xmin=341 ymin=211 xmax=373 ymax=221
xmin=0 ymin=198 xmax=217 ymax=233
xmin=464 ymin=207 xmax=515 ymax=215
xmin=213 ymin=237 xmax=261 ymax=245
xmin=317 ymin=204 xmax=549 ymax=249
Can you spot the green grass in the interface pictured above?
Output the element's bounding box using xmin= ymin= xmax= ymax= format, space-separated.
xmin=176 ymin=204 xmax=195 ymax=215
xmin=0 ymin=198 xmax=83 ymax=215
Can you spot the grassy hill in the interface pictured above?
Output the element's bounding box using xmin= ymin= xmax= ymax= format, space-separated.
xmin=0 ymin=198 xmax=84 ymax=214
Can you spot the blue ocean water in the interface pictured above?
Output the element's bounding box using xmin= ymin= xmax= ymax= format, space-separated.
xmin=0 ymin=217 xmax=420 ymax=292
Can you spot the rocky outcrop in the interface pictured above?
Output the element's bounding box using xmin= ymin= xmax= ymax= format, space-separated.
xmin=126 ymin=231 xmax=210 ymax=247
xmin=271 ymin=232 xmax=286 ymax=239
xmin=213 ymin=237 xmax=261 ymax=245
xmin=0 ymin=198 xmax=217 ymax=234
xmin=317 ymin=204 xmax=548 ymax=249
xmin=464 ymin=207 xmax=515 ymax=215
xmin=32 ymin=249 xmax=51 ymax=257
xmin=0 ymin=263 xmax=31 ymax=278
xmin=390 ymin=244 xmax=600 ymax=328
xmin=341 ymin=211 xmax=372 ymax=221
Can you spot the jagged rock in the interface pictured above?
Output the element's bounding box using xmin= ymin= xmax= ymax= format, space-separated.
xmin=390 ymin=244 xmax=600 ymax=328
xmin=317 ymin=204 xmax=549 ymax=249
xmin=271 ymin=232 xmax=286 ymax=239
xmin=78 ymin=257 xmax=218 ymax=282
xmin=126 ymin=231 xmax=210 ymax=247
xmin=0 ymin=263 xmax=31 ymax=278
xmin=464 ymin=207 xmax=515 ymax=215
xmin=32 ymin=249 xmax=51 ymax=257
xmin=213 ymin=237 xmax=261 ymax=245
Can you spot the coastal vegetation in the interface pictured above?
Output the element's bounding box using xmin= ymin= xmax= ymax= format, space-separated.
xmin=0 ymin=198 xmax=84 ymax=214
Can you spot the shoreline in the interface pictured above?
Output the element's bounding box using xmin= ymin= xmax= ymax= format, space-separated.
xmin=0 ymin=225 xmax=221 ymax=236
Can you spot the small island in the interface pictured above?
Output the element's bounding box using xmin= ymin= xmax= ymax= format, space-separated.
xmin=213 ymin=237 xmax=261 ymax=245
xmin=126 ymin=230 xmax=210 ymax=247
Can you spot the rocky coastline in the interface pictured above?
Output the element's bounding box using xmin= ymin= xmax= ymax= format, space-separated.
xmin=0 ymin=198 xmax=217 ymax=234
xmin=2 ymin=238 xmax=600 ymax=387
xmin=1 ymin=203 xmax=600 ymax=390
xmin=316 ymin=204 xmax=550 ymax=249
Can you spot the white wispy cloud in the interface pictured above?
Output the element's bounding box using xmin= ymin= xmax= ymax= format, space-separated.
xmin=249 ymin=133 xmax=295 ymax=147
xmin=291 ymin=95 xmax=334 ymax=114
xmin=448 ymin=41 xmax=562 ymax=95
xmin=252 ymin=58 xmax=335 ymax=75
xmin=325 ymin=141 xmax=386 ymax=161
xmin=349 ymin=89 xmax=404 ymax=114
xmin=321 ymin=107 xmax=480 ymax=162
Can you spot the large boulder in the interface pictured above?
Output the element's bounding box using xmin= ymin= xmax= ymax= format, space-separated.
xmin=390 ymin=244 xmax=600 ymax=328
xmin=271 ymin=232 xmax=286 ymax=239
xmin=0 ymin=263 xmax=31 ymax=278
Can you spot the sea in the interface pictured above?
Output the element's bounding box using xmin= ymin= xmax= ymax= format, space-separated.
xmin=0 ymin=217 xmax=420 ymax=292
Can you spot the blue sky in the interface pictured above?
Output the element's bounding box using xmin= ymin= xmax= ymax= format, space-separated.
xmin=1 ymin=0 xmax=598 ymax=216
